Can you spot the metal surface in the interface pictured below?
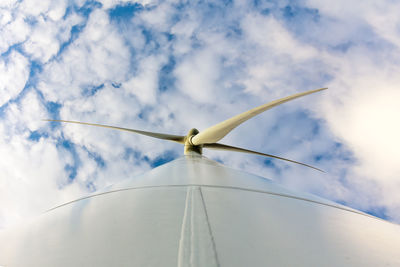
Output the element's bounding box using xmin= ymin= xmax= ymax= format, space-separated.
xmin=1 ymin=154 xmax=400 ymax=266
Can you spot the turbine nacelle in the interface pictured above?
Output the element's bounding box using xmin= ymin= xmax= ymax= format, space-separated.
xmin=45 ymin=87 xmax=327 ymax=172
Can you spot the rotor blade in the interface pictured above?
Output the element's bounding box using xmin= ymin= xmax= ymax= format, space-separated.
xmin=203 ymin=143 xmax=325 ymax=172
xmin=44 ymin=119 xmax=185 ymax=144
xmin=191 ymin=87 xmax=327 ymax=145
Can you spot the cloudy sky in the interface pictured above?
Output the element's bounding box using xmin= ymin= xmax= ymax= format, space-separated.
xmin=1 ymin=0 xmax=400 ymax=228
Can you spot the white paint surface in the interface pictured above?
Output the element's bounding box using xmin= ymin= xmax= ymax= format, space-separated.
xmin=1 ymin=154 xmax=400 ymax=266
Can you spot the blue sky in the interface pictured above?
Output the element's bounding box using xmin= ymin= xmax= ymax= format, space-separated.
xmin=1 ymin=0 xmax=400 ymax=228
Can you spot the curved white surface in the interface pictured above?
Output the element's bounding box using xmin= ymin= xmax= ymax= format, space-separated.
xmin=1 ymin=154 xmax=400 ymax=266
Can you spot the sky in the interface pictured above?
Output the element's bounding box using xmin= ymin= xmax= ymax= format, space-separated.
xmin=0 ymin=0 xmax=400 ymax=228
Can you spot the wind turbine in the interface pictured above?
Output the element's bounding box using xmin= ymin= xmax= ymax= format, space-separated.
xmin=1 ymin=87 xmax=399 ymax=267
xmin=44 ymin=87 xmax=327 ymax=172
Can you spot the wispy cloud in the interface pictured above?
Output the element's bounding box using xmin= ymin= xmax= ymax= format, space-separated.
xmin=1 ymin=0 xmax=400 ymax=228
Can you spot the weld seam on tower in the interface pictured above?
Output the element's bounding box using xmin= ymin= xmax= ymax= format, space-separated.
xmin=45 ymin=184 xmax=385 ymax=224
xmin=198 ymin=186 xmax=221 ymax=267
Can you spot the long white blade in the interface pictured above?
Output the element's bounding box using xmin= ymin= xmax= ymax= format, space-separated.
xmin=44 ymin=119 xmax=186 ymax=143
xmin=203 ymin=143 xmax=324 ymax=172
xmin=191 ymin=87 xmax=327 ymax=145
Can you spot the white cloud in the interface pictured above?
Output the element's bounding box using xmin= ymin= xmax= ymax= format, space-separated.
xmin=124 ymin=55 xmax=167 ymax=105
xmin=99 ymin=0 xmax=155 ymax=9
xmin=298 ymin=0 xmax=400 ymax=220
xmin=171 ymin=14 xmax=199 ymax=55
xmin=0 ymin=15 xmax=31 ymax=54
xmin=38 ymin=8 xmax=130 ymax=101
xmin=174 ymin=48 xmax=221 ymax=103
xmin=242 ymin=14 xmax=317 ymax=61
xmin=364 ymin=2 xmax=400 ymax=47
xmin=0 ymin=90 xmax=86 ymax=228
xmin=0 ymin=8 xmax=12 ymax=25
xmin=47 ymin=1 xmax=68 ymax=21
xmin=0 ymin=51 xmax=29 ymax=106
xmin=23 ymin=16 xmax=62 ymax=62
xmin=139 ymin=1 xmax=175 ymax=31
xmin=321 ymin=54 xmax=400 ymax=216
xmin=0 ymin=0 xmax=18 ymax=8
xmin=239 ymin=13 xmax=323 ymax=96
xmin=19 ymin=0 xmax=52 ymax=17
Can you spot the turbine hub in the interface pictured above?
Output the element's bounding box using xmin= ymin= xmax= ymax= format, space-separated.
xmin=184 ymin=128 xmax=202 ymax=155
